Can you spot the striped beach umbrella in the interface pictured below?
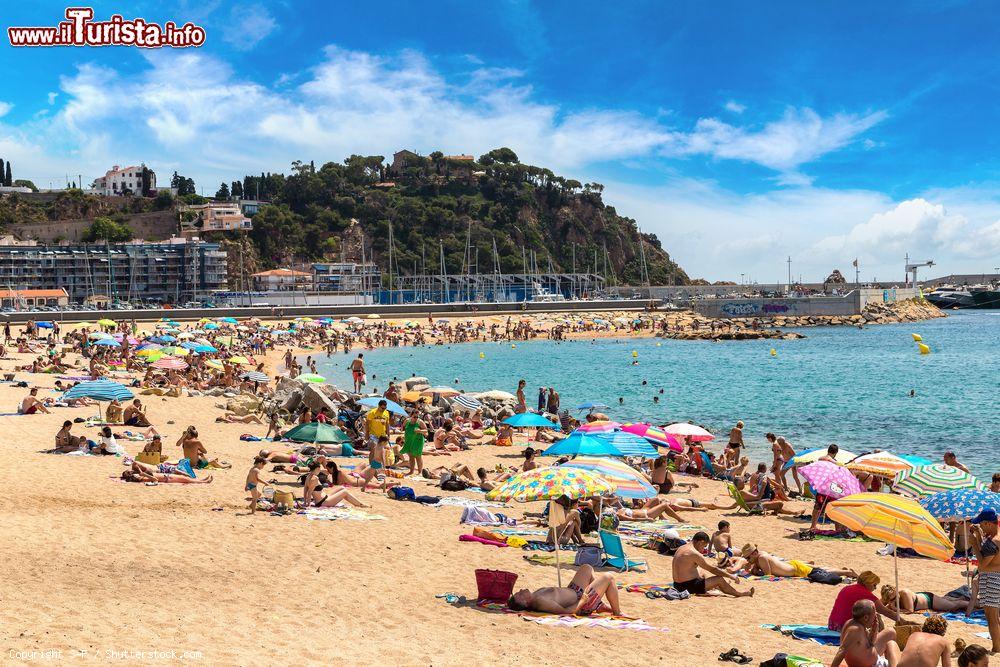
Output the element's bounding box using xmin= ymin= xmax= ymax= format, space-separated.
xmin=240 ymin=371 xmax=269 ymax=383
xmin=663 ymin=423 xmax=714 ymax=442
xmin=296 ymin=373 xmax=326 ymax=383
xmin=420 ymin=386 xmax=460 ymax=398
xmin=63 ymin=379 xmax=134 ymax=402
xmin=827 ymin=493 xmax=953 ymax=560
xmin=574 ymin=420 xmax=620 ymax=434
xmin=540 ymin=432 xmax=624 ymax=457
xmin=452 ymin=394 xmax=482 ymax=411
xmin=622 ymin=423 xmax=682 ymax=452
xmin=894 ymin=464 xmax=984 ymax=499
xmin=846 ymin=452 xmax=914 ymax=478
xmin=593 ymin=431 xmax=659 ymax=458
xmin=558 ymin=456 xmax=656 ymax=499
xmin=151 ymin=356 xmax=189 ymax=370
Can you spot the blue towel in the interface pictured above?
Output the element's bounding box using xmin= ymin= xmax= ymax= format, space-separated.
xmin=762 ymin=624 xmax=841 ymax=646
xmin=932 ymin=610 xmax=987 ymax=627
xmin=176 ymin=458 xmax=196 ymax=478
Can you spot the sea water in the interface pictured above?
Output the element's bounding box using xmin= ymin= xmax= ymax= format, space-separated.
xmin=317 ymin=310 xmax=999 ymax=475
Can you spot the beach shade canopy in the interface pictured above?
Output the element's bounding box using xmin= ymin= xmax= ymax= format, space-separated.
xmin=193 ymin=345 xmax=218 ymax=354
xmin=284 ymin=422 xmax=351 ymax=444
xmin=541 ymin=432 xmax=624 ymax=458
xmin=205 ymin=359 xmax=224 ymax=370
xmin=574 ymin=420 xmax=621 ymax=434
xmin=503 ymin=413 xmax=558 ymax=428
xmin=894 ymin=464 xmax=985 ymax=499
xmin=92 ymin=338 xmax=121 ymax=347
xmin=176 ymin=332 xmax=196 ymax=340
xmin=921 ymin=489 xmax=1000 ymax=523
xmin=663 ymin=423 xmax=714 ymax=442
xmin=400 ymin=390 xmax=429 ymax=403
xmin=367 ymin=314 xmax=380 ymax=319
xmin=217 ymin=317 xmax=238 ymax=324
xmin=36 ymin=321 xmax=54 ymax=328
xmin=452 ymin=394 xmax=482 ymax=411
xmin=159 ymin=346 xmax=189 ymax=357
xmin=97 ymin=319 xmax=116 ymax=327
xmin=785 ymin=447 xmax=858 ymax=469
xmin=357 ymin=396 xmax=408 ymax=416
xmin=240 ymin=371 xmax=269 ymax=383
xmin=575 ymin=401 xmax=608 ymax=411
xmin=559 ymin=456 xmax=656 ymax=499
xmin=487 ymin=465 xmax=616 ymax=503
xmin=136 ymin=347 xmax=161 ymax=356
xmin=846 ymin=452 xmax=914 ymax=478
xmin=228 ymin=356 xmax=250 ymax=365
xmin=621 ymin=423 xmax=682 ymax=451
xmin=592 ymin=431 xmax=659 ymax=458
xmin=204 ymin=323 xmax=219 ymax=330
xmin=799 ymin=461 xmax=864 ymax=499
xmin=150 ymin=335 xmax=176 ymax=343
xmin=63 ymin=378 xmax=134 ymax=402
xmin=151 ymin=356 xmax=189 ymax=370
xmin=826 ymin=493 xmax=954 ymax=561
xmin=420 ymin=386 xmax=460 ymax=397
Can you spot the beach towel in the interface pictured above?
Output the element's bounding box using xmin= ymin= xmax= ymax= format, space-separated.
xmin=930 ymin=610 xmax=987 ymax=627
xmin=523 ymin=554 xmax=557 ymax=566
xmin=469 ymin=599 xmax=669 ymax=632
xmin=240 ymin=434 xmax=263 ymax=441
xmin=434 ymin=496 xmax=509 ymax=509
xmin=459 ymin=534 xmax=507 ymax=548
xmin=762 ymin=624 xmax=841 ymax=646
xmin=522 ymin=540 xmax=581 ymax=552
xmin=492 ymin=527 xmax=549 ymax=537
xmin=301 ymin=507 xmax=386 ymax=521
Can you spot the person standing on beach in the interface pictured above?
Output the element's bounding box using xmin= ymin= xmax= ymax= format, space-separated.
xmin=245 ymin=456 xmax=266 ymax=513
xmin=537 ymin=386 xmax=547 ymax=412
xmin=969 ymin=509 xmax=1000 ymax=654
xmin=546 ymin=387 xmax=559 ymax=414
xmin=400 ymin=409 xmax=428 ymax=476
xmin=726 ymin=421 xmax=745 ymax=467
xmin=350 ymin=353 xmax=366 ymax=392
xmin=364 ymin=399 xmax=390 ymax=447
xmin=515 ymin=379 xmax=527 ymax=413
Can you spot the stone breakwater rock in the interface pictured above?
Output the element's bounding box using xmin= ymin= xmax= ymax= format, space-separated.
xmin=857 ymin=298 xmax=945 ymax=324
xmin=659 ymin=330 xmax=805 ymax=341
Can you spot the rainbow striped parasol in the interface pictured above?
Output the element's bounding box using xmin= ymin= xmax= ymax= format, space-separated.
xmin=574 ymin=420 xmax=621 ymax=434
xmin=893 ymin=464 xmax=985 ymax=499
xmin=846 ymin=452 xmax=914 ymax=478
xmin=486 ymin=466 xmax=616 ymax=503
xmin=621 ymin=423 xmax=682 ymax=452
xmin=558 ymin=457 xmax=657 ymax=499
xmin=826 ymin=493 xmax=954 ymax=561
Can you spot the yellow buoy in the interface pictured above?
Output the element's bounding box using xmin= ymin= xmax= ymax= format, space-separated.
xmin=655 ymin=342 xmax=662 ymax=347
xmin=911 ymin=333 xmax=922 ymax=342
xmin=511 ymin=344 xmax=516 ymax=349
xmin=918 ymin=343 xmax=931 ymax=355
xmin=632 ymin=350 xmax=638 ymax=358
xmin=479 ymin=352 xmax=485 ymax=359
xmin=770 ymin=348 xmax=777 ymax=356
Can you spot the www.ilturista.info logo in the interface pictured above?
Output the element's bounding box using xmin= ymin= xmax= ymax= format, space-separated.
xmin=8 ymin=7 xmax=206 ymax=48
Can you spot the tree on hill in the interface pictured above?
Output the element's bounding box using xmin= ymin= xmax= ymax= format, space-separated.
xmin=479 ymin=147 xmax=519 ymax=165
xmin=170 ymin=171 xmax=196 ymax=196
xmin=215 ymin=182 xmax=231 ymax=200
xmin=231 ymin=180 xmax=243 ymax=198
xmin=12 ymin=179 xmax=37 ymax=192
xmin=3 ymin=160 xmax=11 ymax=186
xmin=83 ymin=216 xmax=133 ymax=243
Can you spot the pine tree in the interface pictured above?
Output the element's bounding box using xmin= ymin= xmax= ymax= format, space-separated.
xmin=0 ymin=159 xmax=5 ymax=186
xmin=215 ymin=182 xmax=230 ymax=200
xmin=231 ymin=180 xmax=243 ymax=198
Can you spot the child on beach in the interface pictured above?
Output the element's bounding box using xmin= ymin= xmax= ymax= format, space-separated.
xmin=246 ymin=456 xmax=266 ymax=513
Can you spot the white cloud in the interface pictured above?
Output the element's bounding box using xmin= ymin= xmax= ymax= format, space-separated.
xmin=0 ymin=102 xmax=12 ymax=118
xmin=221 ymin=4 xmax=276 ymax=51
xmin=724 ymin=100 xmax=745 ymax=114
xmin=47 ymin=92 xmax=58 ymax=105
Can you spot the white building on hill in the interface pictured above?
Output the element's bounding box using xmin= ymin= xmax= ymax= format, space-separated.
xmin=91 ymin=164 xmax=156 ymax=196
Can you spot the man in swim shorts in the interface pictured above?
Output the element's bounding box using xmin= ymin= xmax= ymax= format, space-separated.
xmin=672 ymin=532 xmax=754 ymax=598
xmin=831 ymin=600 xmax=900 ymax=667
xmin=508 ymin=564 xmax=621 ymax=616
xmin=739 ymin=544 xmax=858 ymax=580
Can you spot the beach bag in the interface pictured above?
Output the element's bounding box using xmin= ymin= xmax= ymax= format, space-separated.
xmin=894 ymin=621 xmax=922 ymax=650
xmin=441 ymin=477 xmax=469 ymax=492
xmin=574 ymin=546 xmax=602 ymax=567
xmin=389 ymin=486 xmax=415 ymax=501
xmin=272 ymin=490 xmax=295 ymax=509
xmin=475 ymin=569 xmax=518 ymax=602
xmin=579 ymin=507 xmax=598 ymax=535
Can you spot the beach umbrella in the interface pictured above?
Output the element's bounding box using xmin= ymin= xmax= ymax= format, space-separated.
xmin=75 ymin=322 xmax=93 ymax=328
xmin=217 ymin=317 xmax=238 ymax=324
xmin=785 ymin=447 xmax=858 ymax=469
xmin=487 ymin=466 xmax=616 ymax=586
xmin=799 ymin=461 xmax=864 ymax=499
xmin=36 ymin=321 xmax=54 ymax=329
xmin=159 ymin=346 xmax=189 ymax=357
xmin=894 ymin=464 xmax=985 ymax=499
xmin=284 ymin=422 xmax=351 ymax=444
xmin=88 ymin=331 xmax=112 ymax=339
xmin=846 ymin=452 xmax=914 ymax=478
xmin=97 ymin=319 xmax=116 ymax=327
xmin=663 ymin=423 xmax=714 ymax=442
xmin=64 ymin=378 xmax=133 ymax=402
xmin=179 ymin=341 xmax=201 ymax=349
xmin=296 ymin=373 xmax=326 ymax=383
xmin=592 ymin=431 xmax=659 ymax=458
xmin=176 ymin=332 xmax=196 ymax=340
xmin=228 ymin=356 xmax=250 ymax=365
xmin=357 ymin=396 xmax=407 ymax=416
xmin=92 ymin=338 xmax=121 ymax=348
xmin=559 ymin=456 xmax=656 ymax=500
xmin=204 ymin=323 xmax=219 ymax=330
xmin=240 ymin=371 xmax=269 ymax=383
xmin=193 ymin=345 xmax=217 ymax=354
xmin=827 ymin=492 xmax=954 ymax=610
xmin=151 ymin=335 xmax=176 ymax=343
xmin=151 ymin=357 xmax=189 ymax=370
xmin=400 ymin=390 xmax=429 ymax=403
xmin=921 ymin=488 xmax=1000 ymax=587
xmin=540 ymin=432 xmax=624 ymax=457
xmin=345 ymin=317 xmax=363 ymax=324
xmin=575 ymin=401 xmax=608 ymax=411
xmin=622 ymin=423 xmax=682 ymax=451
xmin=420 ymin=386 xmax=460 ymax=398
xmin=136 ymin=347 xmax=161 ymax=356
xmin=452 ymin=394 xmax=483 ymax=411
xmin=366 ymin=314 xmax=380 ymax=319
xmin=503 ymin=413 xmax=558 ymax=428
xmin=205 ymin=359 xmax=224 ymax=370
xmin=477 ymin=390 xmax=516 ymax=401
xmin=574 ymin=420 xmax=621 ymax=434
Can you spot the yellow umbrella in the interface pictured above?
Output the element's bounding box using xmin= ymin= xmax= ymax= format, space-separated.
xmin=228 ymin=356 xmax=250 ymax=365
xmin=205 ymin=359 xmax=224 ymax=370
xmin=97 ymin=318 xmax=116 ymax=327
xmin=400 ymin=390 xmax=430 ymax=403
xmin=366 ymin=314 xmax=380 ymax=319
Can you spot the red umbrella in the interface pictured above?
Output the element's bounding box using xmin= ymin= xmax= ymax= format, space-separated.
xmin=622 ymin=423 xmax=682 ymax=452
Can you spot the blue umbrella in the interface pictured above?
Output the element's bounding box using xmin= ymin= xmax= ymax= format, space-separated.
xmin=901 ymin=455 xmax=934 ymax=467
xmin=217 ymin=317 xmax=238 ymax=324
xmin=36 ymin=321 xmax=55 ymax=328
xmin=504 ymin=413 xmax=558 ymax=428
xmin=150 ymin=335 xmax=176 ymax=343
xmin=592 ymin=431 xmax=659 ymax=458
xmin=204 ymin=323 xmax=219 ymax=330
xmin=92 ymin=338 xmax=121 ymax=347
xmin=193 ymin=344 xmax=218 ymax=353
xmin=541 ymin=432 xmax=624 ymax=457
xmin=575 ymin=401 xmax=608 ymax=411
xmin=921 ymin=489 xmax=1000 ymax=522
xmin=357 ymin=396 xmax=407 ymax=416
xmin=64 ymin=378 xmax=134 ymax=402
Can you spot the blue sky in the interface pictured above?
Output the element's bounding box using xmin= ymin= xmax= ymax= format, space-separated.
xmin=2 ymin=1 xmax=1000 ymax=281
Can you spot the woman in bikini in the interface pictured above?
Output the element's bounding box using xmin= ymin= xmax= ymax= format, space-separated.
xmin=879 ymin=585 xmax=968 ymax=614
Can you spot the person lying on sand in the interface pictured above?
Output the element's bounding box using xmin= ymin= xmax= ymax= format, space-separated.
xmin=739 ymin=543 xmax=858 ymax=580
xmin=672 ymin=532 xmax=754 ymax=598
xmin=880 ymin=585 xmax=969 ymax=614
xmin=896 ymin=615 xmax=952 ymax=667
xmin=121 ymin=461 xmax=213 ymax=484
xmin=216 ymin=412 xmax=264 ymax=424
xmin=616 ymin=497 xmax=686 ymax=523
xmin=831 ymin=600 xmax=900 ymax=667
xmin=508 ymin=564 xmax=621 ymax=616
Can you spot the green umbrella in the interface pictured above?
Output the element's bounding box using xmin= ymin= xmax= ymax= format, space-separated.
xmin=284 ymin=422 xmax=350 ymax=444
xmin=296 ymin=373 xmax=326 ymax=384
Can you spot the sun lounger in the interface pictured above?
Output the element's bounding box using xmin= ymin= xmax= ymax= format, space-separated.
xmin=600 ymin=530 xmax=647 ymax=572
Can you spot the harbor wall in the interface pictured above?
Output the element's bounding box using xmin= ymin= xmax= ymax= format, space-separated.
xmin=689 ymin=287 xmax=920 ymax=319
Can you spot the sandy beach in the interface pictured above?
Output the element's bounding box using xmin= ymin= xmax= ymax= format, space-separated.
xmin=0 ymin=314 xmax=984 ymax=666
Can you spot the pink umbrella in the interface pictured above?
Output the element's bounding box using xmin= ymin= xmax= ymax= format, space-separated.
xmin=151 ymin=356 xmax=189 ymax=370
xmin=622 ymin=423 xmax=683 ymax=452
xmin=575 ymin=420 xmax=621 ymax=434
xmin=800 ymin=461 xmax=864 ymax=499
xmin=663 ymin=423 xmax=714 ymax=442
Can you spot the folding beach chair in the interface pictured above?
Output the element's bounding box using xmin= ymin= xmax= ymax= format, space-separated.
xmin=599 ymin=530 xmax=647 ymax=572
xmin=725 ymin=482 xmax=764 ymax=515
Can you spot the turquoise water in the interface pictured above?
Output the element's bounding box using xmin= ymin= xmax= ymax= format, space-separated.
xmin=318 ymin=310 xmax=999 ymax=475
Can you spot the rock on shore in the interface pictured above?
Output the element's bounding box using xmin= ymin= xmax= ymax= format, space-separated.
xmin=760 ymin=298 xmax=945 ymax=329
